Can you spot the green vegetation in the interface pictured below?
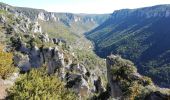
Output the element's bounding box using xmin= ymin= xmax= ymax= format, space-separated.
xmin=75 ymin=49 xmax=105 ymax=69
xmin=0 ymin=44 xmax=15 ymax=79
xmin=86 ymin=6 xmax=170 ymax=88
xmin=0 ymin=3 xmax=110 ymax=100
xmin=109 ymin=55 xmax=170 ymax=100
xmin=7 ymin=67 xmax=77 ymax=100
xmin=39 ymin=20 xmax=78 ymax=43
xmin=0 ymin=9 xmax=7 ymax=14
xmin=110 ymin=56 xmax=155 ymax=100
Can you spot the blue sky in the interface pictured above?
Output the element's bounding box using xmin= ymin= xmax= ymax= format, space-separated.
xmin=0 ymin=0 xmax=170 ymax=14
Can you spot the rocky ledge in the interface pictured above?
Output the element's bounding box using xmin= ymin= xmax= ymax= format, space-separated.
xmin=105 ymin=55 xmax=170 ymax=100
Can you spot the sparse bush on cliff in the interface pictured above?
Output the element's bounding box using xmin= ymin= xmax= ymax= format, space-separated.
xmin=110 ymin=55 xmax=154 ymax=100
xmin=0 ymin=44 xmax=15 ymax=79
xmin=7 ymin=67 xmax=77 ymax=100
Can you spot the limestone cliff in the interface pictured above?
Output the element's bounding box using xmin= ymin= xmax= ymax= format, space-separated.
xmin=106 ymin=55 xmax=170 ymax=100
xmin=0 ymin=5 xmax=106 ymax=99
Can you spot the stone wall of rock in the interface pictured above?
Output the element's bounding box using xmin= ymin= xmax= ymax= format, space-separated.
xmin=106 ymin=55 xmax=123 ymax=99
xmin=14 ymin=40 xmax=99 ymax=97
xmin=106 ymin=55 xmax=170 ymax=100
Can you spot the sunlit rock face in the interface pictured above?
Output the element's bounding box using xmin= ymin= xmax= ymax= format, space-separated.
xmin=11 ymin=37 xmax=93 ymax=98
xmin=38 ymin=12 xmax=45 ymax=20
xmin=111 ymin=5 xmax=170 ymax=19
xmin=14 ymin=44 xmax=65 ymax=74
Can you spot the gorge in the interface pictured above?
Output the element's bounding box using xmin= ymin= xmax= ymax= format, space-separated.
xmin=0 ymin=2 xmax=170 ymax=100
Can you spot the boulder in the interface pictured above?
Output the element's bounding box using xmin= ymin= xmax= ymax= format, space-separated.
xmin=65 ymin=73 xmax=89 ymax=97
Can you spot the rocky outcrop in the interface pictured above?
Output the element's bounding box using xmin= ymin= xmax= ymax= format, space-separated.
xmin=94 ymin=76 xmax=105 ymax=94
xmin=38 ymin=12 xmax=45 ymax=20
xmin=0 ymin=2 xmax=109 ymax=29
xmin=106 ymin=55 xmax=123 ymax=99
xmin=1 ymin=20 xmax=96 ymax=98
xmin=0 ymin=3 xmax=10 ymax=11
xmin=32 ymin=21 xmax=42 ymax=33
xmin=70 ymin=63 xmax=88 ymax=75
xmin=106 ymin=55 xmax=170 ymax=100
xmin=14 ymin=44 xmax=64 ymax=74
xmin=65 ymin=73 xmax=89 ymax=97
xmin=43 ymin=46 xmax=65 ymax=76
xmin=0 ymin=9 xmax=42 ymax=35
xmin=29 ymin=46 xmax=43 ymax=68
xmin=12 ymin=38 xmax=93 ymax=97
xmin=13 ymin=52 xmax=31 ymax=72
xmin=39 ymin=33 xmax=50 ymax=43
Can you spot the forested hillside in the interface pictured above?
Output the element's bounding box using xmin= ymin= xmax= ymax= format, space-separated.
xmin=86 ymin=5 xmax=170 ymax=88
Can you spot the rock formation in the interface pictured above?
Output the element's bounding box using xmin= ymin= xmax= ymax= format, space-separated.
xmin=106 ymin=55 xmax=123 ymax=99
xmin=1 ymin=2 xmax=170 ymax=100
xmin=106 ymin=55 xmax=170 ymax=100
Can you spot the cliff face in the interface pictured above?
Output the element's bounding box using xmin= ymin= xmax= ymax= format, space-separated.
xmin=0 ymin=2 xmax=109 ymax=35
xmin=106 ymin=55 xmax=170 ymax=100
xmin=111 ymin=5 xmax=170 ymax=19
xmin=0 ymin=4 xmax=107 ymax=99
xmin=106 ymin=55 xmax=123 ymax=99
xmin=86 ymin=4 xmax=170 ymax=88
xmin=0 ymin=2 xmax=170 ymax=100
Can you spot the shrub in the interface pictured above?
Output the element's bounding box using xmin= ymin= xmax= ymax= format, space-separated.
xmin=7 ymin=67 xmax=77 ymax=100
xmin=142 ymin=76 xmax=153 ymax=86
xmin=0 ymin=44 xmax=15 ymax=79
xmin=126 ymin=82 xmax=142 ymax=100
xmin=110 ymin=56 xmax=155 ymax=100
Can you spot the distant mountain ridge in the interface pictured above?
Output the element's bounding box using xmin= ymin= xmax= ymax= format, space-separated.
xmin=86 ymin=4 xmax=170 ymax=88
xmin=0 ymin=2 xmax=109 ymax=35
xmin=0 ymin=2 xmax=170 ymax=99
xmin=111 ymin=5 xmax=170 ymax=19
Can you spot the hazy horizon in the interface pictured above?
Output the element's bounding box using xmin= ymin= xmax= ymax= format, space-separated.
xmin=0 ymin=0 xmax=170 ymax=14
